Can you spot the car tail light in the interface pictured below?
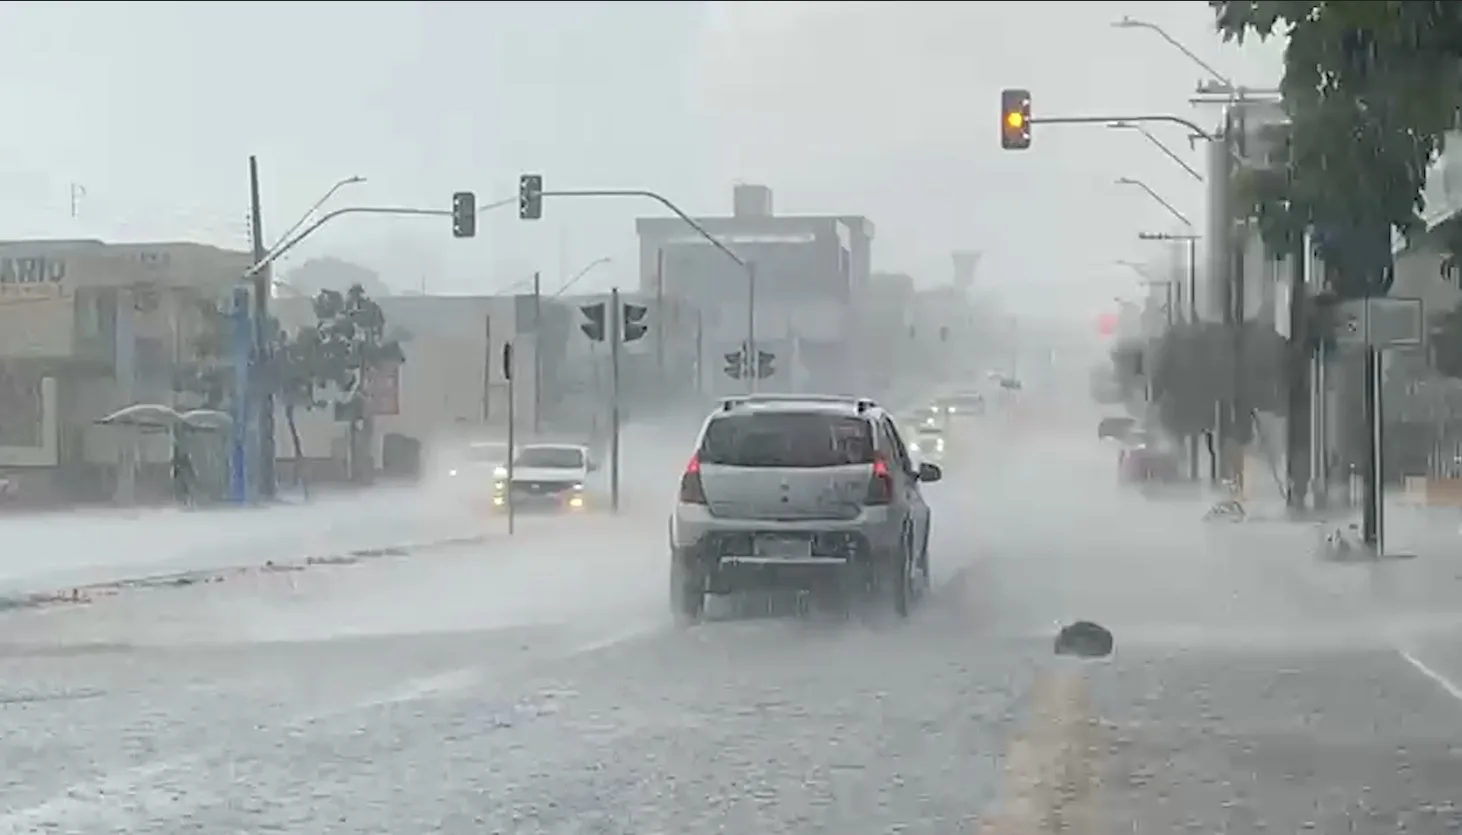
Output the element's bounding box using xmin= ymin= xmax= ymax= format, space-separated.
xmin=865 ymin=454 xmax=894 ymax=505
xmin=679 ymin=453 xmax=708 ymax=504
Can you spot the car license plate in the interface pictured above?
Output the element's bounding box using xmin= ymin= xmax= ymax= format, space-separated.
xmin=754 ymin=536 xmax=811 ymax=559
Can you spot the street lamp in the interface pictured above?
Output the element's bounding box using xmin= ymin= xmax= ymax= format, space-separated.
xmin=1111 ymin=16 xmax=1235 ymax=90
xmin=1108 ymin=122 xmax=1204 ymax=183
xmin=553 ymin=256 xmax=613 ymax=297
xmin=267 ymin=175 xmax=367 ymax=258
xmin=1116 ymin=177 xmax=1193 ymax=228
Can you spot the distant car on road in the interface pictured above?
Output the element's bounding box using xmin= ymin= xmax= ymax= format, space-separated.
xmin=494 ymin=443 xmax=596 ymax=512
xmin=448 ymin=440 xmax=511 ymax=482
xmin=932 ymin=391 xmax=985 ymax=418
xmin=908 ymin=422 xmax=947 ymax=465
xmin=669 ymin=394 xmax=942 ymax=622
xmin=1117 ymin=431 xmax=1181 ymax=483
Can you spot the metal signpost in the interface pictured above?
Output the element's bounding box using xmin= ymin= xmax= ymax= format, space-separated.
xmin=503 ymin=341 xmax=516 ymax=536
xmin=1335 ymin=296 xmax=1423 ymax=555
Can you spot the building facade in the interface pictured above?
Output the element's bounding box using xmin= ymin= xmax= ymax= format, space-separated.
xmin=0 ymin=239 xmax=254 ymax=505
xmin=635 ymin=184 xmax=874 ymax=396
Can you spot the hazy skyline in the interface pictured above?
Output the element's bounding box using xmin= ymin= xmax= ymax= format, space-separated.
xmin=0 ymin=1 xmax=1281 ymax=320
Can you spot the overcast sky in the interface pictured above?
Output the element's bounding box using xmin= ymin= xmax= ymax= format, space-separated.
xmin=0 ymin=1 xmax=1279 ymax=320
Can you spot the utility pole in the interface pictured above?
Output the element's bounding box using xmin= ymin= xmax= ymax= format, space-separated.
xmin=531 ymin=271 xmax=542 ymax=436
xmin=609 ymin=287 xmax=623 ymax=513
xmin=248 ymin=156 xmax=276 ymax=499
xmin=1285 ymin=239 xmax=1312 ymax=512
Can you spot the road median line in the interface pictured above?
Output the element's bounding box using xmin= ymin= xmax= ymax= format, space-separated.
xmin=979 ymin=667 xmax=1099 ymax=834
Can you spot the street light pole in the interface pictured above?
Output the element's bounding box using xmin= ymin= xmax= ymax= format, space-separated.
xmin=1108 ymin=122 xmax=1204 ymax=183
xmin=1110 ymin=17 xmax=1235 ymax=90
xmin=1116 ymin=177 xmax=1193 ymax=228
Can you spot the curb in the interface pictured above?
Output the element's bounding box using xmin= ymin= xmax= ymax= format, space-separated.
xmin=0 ymin=532 xmax=498 ymax=614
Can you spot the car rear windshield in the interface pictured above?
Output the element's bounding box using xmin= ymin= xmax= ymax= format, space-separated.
xmin=515 ymin=447 xmax=584 ymax=468
xmin=699 ymin=412 xmax=875 ymax=467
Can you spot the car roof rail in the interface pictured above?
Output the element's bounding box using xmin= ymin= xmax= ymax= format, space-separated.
xmin=717 ymin=393 xmax=880 ymax=413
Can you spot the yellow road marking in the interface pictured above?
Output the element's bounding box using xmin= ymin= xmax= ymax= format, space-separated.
xmin=979 ymin=668 xmax=1098 ymax=834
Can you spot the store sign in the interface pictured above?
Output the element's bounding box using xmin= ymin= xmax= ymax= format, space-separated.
xmin=0 ymin=256 xmax=67 ymax=302
xmin=366 ymin=362 xmax=400 ymax=416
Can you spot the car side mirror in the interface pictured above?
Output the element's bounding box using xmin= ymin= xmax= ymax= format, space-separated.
xmin=587 ymin=460 xmax=600 ymax=472
xmin=917 ymin=462 xmax=942 ymax=483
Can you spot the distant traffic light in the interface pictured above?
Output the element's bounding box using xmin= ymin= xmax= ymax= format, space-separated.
xmin=451 ymin=191 xmax=476 ymax=238
xmin=1000 ymin=89 xmax=1032 ymax=150
xmin=723 ymin=350 xmax=744 ymax=380
xmin=756 ymin=350 xmax=775 ymax=379
xmin=580 ymin=301 xmax=606 ymax=342
xmin=622 ymin=303 xmax=649 ymax=342
xmin=1097 ymin=312 xmax=1117 ymax=336
xmin=518 ymin=174 xmax=543 ymax=220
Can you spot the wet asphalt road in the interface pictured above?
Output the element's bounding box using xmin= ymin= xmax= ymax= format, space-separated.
xmin=4 ymin=407 xmax=1462 ymax=833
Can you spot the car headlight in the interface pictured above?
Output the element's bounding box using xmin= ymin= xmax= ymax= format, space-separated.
xmin=947 ymin=406 xmax=957 ymax=413
xmin=493 ymin=465 xmax=507 ymax=479
xmin=909 ymin=442 xmax=921 ymax=453
xmin=493 ymin=480 xmax=505 ymax=491
xmin=572 ymin=483 xmax=584 ymax=491
xmin=935 ymin=438 xmax=945 ymax=452
xmin=448 ymin=468 xmax=459 ymax=477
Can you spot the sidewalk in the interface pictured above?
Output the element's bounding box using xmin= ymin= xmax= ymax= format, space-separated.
xmin=0 ymin=483 xmax=502 ymax=601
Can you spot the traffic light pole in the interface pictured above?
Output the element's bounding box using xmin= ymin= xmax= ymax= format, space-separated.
xmin=609 ymin=287 xmax=622 ymax=514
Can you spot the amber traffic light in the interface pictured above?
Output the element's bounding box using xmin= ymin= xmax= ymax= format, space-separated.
xmin=1000 ymin=89 xmax=1032 ymax=150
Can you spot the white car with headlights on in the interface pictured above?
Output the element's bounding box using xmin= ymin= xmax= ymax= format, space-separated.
xmin=908 ymin=421 xmax=946 ymax=465
xmin=493 ymin=443 xmax=596 ymax=512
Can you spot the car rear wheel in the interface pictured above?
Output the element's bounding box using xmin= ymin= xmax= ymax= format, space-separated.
xmin=879 ymin=538 xmax=914 ymax=618
xmin=670 ymin=552 xmax=705 ymax=625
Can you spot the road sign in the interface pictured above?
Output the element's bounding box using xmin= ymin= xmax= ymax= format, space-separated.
xmin=1335 ymin=297 xmax=1423 ymax=349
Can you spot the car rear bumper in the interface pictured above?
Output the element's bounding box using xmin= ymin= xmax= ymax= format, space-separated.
xmin=704 ymin=555 xmax=861 ymax=592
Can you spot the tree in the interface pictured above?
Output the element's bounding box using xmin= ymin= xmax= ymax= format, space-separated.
xmin=294 ymin=284 xmax=404 ymax=482
xmin=1150 ymin=320 xmax=1287 ymax=441
xmin=1431 ymin=299 xmax=1462 ymax=378
xmin=1211 ymin=1 xmax=1462 ymax=291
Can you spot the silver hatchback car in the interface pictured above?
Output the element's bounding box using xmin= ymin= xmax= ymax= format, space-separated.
xmin=669 ymin=394 xmax=943 ymax=622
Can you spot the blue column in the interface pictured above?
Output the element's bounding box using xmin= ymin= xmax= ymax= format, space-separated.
xmin=229 ymin=286 xmax=251 ymax=504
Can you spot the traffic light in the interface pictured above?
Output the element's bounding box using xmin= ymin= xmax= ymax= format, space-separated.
xmin=1000 ymin=88 xmax=1032 ymax=150
xmin=580 ymin=302 xmax=606 ymax=342
xmin=622 ymin=303 xmax=649 ymax=342
xmin=723 ymin=350 xmax=744 ymax=380
xmin=451 ymin=191 xmax=476 ymax=238
xmin=756 ymin=350 xmax=775 ymax=379
xmin=518 ymin=174 xmax=543 ymax=220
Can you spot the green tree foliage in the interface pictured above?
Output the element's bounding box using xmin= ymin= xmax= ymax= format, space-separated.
xmin=1150 ymin=321 xmax=1287 ymax=439
xmin=1211 ymin=1 xmax=1462 ymax=258
xmin=1107 ymin=338 xmax=1147 ymax=401
xmin=274 ymin=284 xmax=404 ymax=481
xmin=1430 ymin=299 xmax=1462 ymax=378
